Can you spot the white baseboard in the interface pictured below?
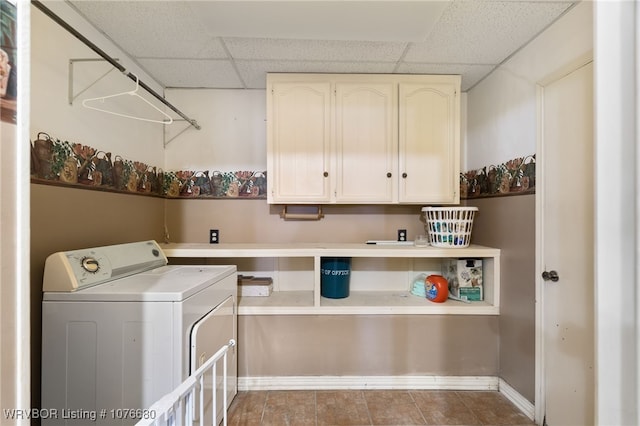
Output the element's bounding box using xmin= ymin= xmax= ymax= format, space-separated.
xmin=239 ymin=375 xmax=499 ymax=391
xmin=498 ymin=378 xmax=535 ymax=421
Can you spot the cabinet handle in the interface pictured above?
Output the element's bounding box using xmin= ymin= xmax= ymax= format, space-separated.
xmin=280 ymin=205 xmax=324 ymax=221
xmin=387 ymin=172 xmax=392 ymax=178
xmin=402 ymin=173 xmax=408 ymax=178
xmin=323 ymin=171 xmax=329 ymax=177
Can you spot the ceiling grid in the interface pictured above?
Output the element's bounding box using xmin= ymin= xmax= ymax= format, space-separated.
xmin=67 ymin=0 xmax=577 ymax=92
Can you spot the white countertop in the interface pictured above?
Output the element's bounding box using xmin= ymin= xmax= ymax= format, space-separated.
xmin=160 ymin=242 xmax=500 ymax=258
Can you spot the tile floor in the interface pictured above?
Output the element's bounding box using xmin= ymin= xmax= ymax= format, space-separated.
xmin=227 ymin=390 xmax=536 ymax=426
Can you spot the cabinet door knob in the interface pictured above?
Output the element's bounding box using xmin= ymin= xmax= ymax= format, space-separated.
xmin=542 ymin=270 xmax=559 ymax=282
xmin=323 ymin=171 xmax=329 ymax=177
xmin=402 ymin=173 xmax=408 ymax=178
xmin=387 ymin=172 xmax=392 ymax=178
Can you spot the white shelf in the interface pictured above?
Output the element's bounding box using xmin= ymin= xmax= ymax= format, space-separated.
xmin=161 ymin=243 xmax=500 ymax=316
xmin=238 ymin=291 xmax=496 ymax=315
xmin=319 ymin=291 xmax=497 ymax=315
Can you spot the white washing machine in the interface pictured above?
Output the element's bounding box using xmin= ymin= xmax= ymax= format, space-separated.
xmin=41 ymin=240 xmax=237 ymax=425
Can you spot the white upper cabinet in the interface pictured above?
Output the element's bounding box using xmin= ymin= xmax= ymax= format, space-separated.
xmin=335 ymin=81 xmax=397 ymax=203
xmin=399 ymin=81 xmax=460 ymax=204
xmin=267 ymin=79 xmax=332 ymax=203
xmin=267 ymin=74 xmax=460 ymax=205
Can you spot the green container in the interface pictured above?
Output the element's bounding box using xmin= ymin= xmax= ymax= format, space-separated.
xmin=320 ymin=257 xmax=351 ymax=299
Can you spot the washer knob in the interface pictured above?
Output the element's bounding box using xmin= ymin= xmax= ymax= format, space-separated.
xmin=81 ymin=257 xmax=100 ymax=273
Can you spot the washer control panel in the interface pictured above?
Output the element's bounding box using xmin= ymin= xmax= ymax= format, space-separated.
xmin=43 ymin=240 xmax=168 ymax=292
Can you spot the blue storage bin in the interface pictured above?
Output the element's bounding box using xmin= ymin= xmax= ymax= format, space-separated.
xmin=320 ymin=257 xmax=351 ymax=299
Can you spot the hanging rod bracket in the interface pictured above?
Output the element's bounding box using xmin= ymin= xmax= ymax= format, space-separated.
xmin=68 ymin=58 xmax=119 ymax=105
xmin=164 ymin=119 xmax=198 ymax=146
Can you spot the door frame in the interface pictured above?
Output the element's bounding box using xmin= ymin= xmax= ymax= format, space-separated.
xmin=592 ymin=2 xmax=639 ymax=424
xmin=534 ymin=53 xmax=593 ymax=425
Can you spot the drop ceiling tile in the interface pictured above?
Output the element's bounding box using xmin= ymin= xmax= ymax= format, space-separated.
xmin=403 ymin=1 xmax=574 ymax=64
xmin=138 ymin=59 xmax=243 ymax=88
xmin=191 ymin=1 xmax=448 ymax=42
xmin=236 ymin=60 xmax=398 ymax=89
xmin=395 ymin=63 xmax=497 ymax=91
xmin=192 ymin=38 xmax=230 ymax=60
xmin=224 ymin=38 xmax=407 ymax=62
xmin=71 ymin=1 xmax=225 ymax=59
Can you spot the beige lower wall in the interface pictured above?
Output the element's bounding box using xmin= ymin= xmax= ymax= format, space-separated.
xmin=30 ymin=192 xmax=531 ymax=400
xmin=466 ymin=194 xmax=536 ymax=402
xmin=30 ymin=184 xmax=165 ymax=408
xmin=164 ymin=199 xmax=427 ymax=244
xmin=239 ymin=315 xmax=499 ymax=377
xmin=166 ymin=199 xmax=501 ymax=380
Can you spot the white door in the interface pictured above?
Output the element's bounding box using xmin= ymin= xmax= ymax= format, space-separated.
xmin=538 ymin=61 xmax=594 ymax=425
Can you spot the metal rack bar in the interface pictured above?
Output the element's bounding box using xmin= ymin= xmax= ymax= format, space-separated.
xmin=33 ymin=0 xmax=201 ymax=131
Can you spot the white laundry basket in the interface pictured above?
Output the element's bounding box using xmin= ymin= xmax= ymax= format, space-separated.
xmin=422 ymin=206 xmax=478 ymax=248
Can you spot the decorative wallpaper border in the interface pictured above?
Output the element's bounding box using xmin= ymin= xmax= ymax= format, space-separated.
xmin=30 ymin=132 xmax=267 ymax=199
xmin=31 ymin=132 xmax=534 ymax=201
xmin=460 ymin=155 xmax=535 ymax=199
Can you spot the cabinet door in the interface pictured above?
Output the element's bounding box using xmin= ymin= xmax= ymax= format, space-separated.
xmin=267 ymin=81 xmax=332 ymax=203
xmin=398 ymin=82 xmax=460 ymax=204
xmin=335 ymin=82 xmax=397 ymax=203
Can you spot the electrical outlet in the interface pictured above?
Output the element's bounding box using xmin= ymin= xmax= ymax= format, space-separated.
xmin=398 ymin=229 xmax=407 ymax=242
xmin=209 ymin=229 xmax=219 ymax=244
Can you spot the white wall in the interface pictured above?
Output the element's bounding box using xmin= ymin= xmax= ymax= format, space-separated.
xmin=30 ymin=3 xmax=165 ymax=167
xmin=466 ymin=2 xmax=592 ymax=170
xmin=164 ymin=89 xmax=266 ymax=171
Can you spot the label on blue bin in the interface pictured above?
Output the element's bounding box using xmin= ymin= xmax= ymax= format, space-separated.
xmin=321 ymin=268 xmax=350 ymax=276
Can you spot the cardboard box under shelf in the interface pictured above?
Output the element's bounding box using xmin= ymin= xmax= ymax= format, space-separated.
xmin=238 ymin=275 xmax=273 ymax=297
xmin=443 ymin=259 xmax=483 ymax=301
